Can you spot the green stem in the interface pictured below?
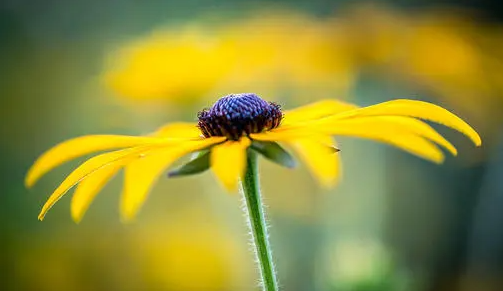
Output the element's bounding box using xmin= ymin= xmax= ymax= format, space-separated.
xmin=241 ymin=150 xmax=279 ymax=291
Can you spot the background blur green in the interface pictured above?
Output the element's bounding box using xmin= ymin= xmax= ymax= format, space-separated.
xmin=2 ymin=1 xmax=503 ymax=291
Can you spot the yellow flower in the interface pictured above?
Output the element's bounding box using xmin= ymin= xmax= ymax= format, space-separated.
xmin=103 ymin=10 xmax=355 ymax=104
xmin=104 ymin=27 xmax=237 ymax=103
xmin=26 ymin=93 xmax=481 ymax=222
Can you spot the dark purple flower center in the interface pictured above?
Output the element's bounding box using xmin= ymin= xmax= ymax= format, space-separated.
xmin=197 ymin=93 xmax=283 ymax=140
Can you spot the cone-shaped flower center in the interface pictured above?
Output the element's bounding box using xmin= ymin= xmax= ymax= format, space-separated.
xmin=198 ymin=93 xmax=283 ymax=140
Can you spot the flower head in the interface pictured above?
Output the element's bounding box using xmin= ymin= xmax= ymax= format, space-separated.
xmin=197 ymin=93 xmax=283 ymax=140
xmin=26 ymin=94 xmax=481 ymax=222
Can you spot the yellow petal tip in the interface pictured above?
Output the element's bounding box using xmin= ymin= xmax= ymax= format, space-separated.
xmin=70 ymin=211 xmax=83 ymax=224
xmin=24 ymin=174 xmax=35 ymax=189
xmin=462 ymin=130 xmax=481 ymax=147
xmin=227 ymin=185 xmax=239 ymax=194
xmin=219 ymin=180 xmax=239 ymax=193
xmin=448 ymin=146 xmax=458 ymax=157
xmin=38 ymin=201 xmax=54 ymax=221
xmin=474 ymin=135 xmax=482 ymax=147
xmin=119 ymin=206 xmax=136 ymax=223
xmin=464 ymin=129 xmax=482 ymax=147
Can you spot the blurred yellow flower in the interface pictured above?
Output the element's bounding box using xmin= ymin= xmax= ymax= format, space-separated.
xmin=396 ymin=13 xmax=503 ymax=136
xmin=335 ymin=5 xmax=487 ymax=83
xmin=334 ymin=4 xmax=503 ymax=140
xmin=130 ymin=214 xmax=250 ymax=291
xmin=26 ymin=93 xmax=480 ymax=222
xmin=103 ymin=10 xmax=355 ymax=104
xmin=221 ymin=11 xmax=355 ymax=94
xmin=104 ymin=27 xmax=237 ymax=104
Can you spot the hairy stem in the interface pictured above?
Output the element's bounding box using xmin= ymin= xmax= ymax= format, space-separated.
xmin=241 ymin=150 xmax=279 ymax=291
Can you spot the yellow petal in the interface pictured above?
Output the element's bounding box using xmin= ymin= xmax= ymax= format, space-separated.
xmin=210 ymin=138 xmax=251 ymax=192
xmin=380 ymin=117 xmax=458 ymax=156
xmin=153 ymin=122 xmax=202 ymax=138
xmin=250 ymin=126 xmax=317 ymax=141
xmin=26 ymin=135 xmax=164 ymax=188
xmin=282 ymin=99 xmax=358 ymax=126
xmin=287 ymin=136 xmax=341 ymax=188
xmin=71 ymin=165 xmax=121 ymax=223
xmin=384 ymin=135 xmax=444 ymax=163
xmin=314 ymin=122 xmax=445 ymax=163
xmin=120 ymin=136 xmax=225 ymax=221
xmin=316 ymin=116 xmax=458 ymax=156
xmin=327 ymin=99 xmax=481 ymax=146
xmin=38 ymin=145 xmax=154 ymax=220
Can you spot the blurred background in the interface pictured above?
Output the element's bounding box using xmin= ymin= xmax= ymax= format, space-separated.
xmin=2 ymin=0 xmax=503 ymax=290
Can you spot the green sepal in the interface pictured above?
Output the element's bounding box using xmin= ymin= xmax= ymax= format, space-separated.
xmin=250 ymin=140 xmax=296 ymax=168
xmin=168 ymin=150 xmax=210 ymax=178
